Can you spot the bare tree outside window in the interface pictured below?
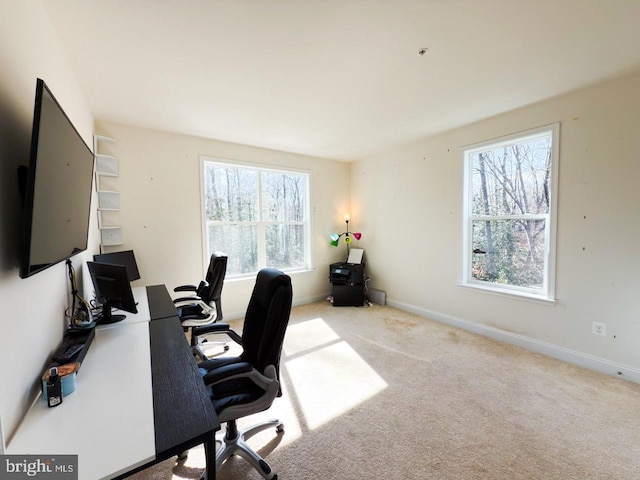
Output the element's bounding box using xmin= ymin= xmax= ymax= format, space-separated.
xmin=463 ymin=124 xmax=559 ymax=299
xmin=262 ymin=171 xmax=306 ymax=269
xmin=202 ymin=159 xmax=310 ymax=277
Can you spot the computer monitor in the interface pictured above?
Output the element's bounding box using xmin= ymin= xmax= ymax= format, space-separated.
xmin=87 ymin=261 xmax=138 ymax=324
xmin=93 ymin=250 xmax=140 ymax=281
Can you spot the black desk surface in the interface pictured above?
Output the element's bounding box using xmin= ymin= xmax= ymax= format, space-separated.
xmin=147 ymin=283 xmax=180 ymax=320
xmin=148 ymin=285 xmax=219 ymax=458
xmin=150 ymin=316 xmax=219 ymax=459
xmin=115 ymin=286 xmax=219 ymax=478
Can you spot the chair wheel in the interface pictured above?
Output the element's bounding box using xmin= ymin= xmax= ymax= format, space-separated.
xmin=276 ymin=424 xmax=284 ymax=433
xmin=177 ymin=450 xmax=188 ymax=461
xmin=223 ymin=345 xmax=230 ymax=351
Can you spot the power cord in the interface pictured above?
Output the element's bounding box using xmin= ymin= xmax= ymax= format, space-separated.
xmin=65 ymin=259 xmax=94 ymax=328
xmin=363 ymin=276 xmax=373 ymax=307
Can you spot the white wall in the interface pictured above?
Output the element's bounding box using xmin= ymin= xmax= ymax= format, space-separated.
xmin=0 ymin=0 xmax=97 ymax=446
xmin=352 ymin=70 xmax=640 ymax=377
xmin=94 ymin=121 xmax=351 ymax=319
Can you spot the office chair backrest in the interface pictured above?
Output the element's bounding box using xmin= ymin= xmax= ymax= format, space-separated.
xmin=240 ymin=268 xmax=292 ymax=376
xmin=201 ymin=252 xmax=227 ymax=319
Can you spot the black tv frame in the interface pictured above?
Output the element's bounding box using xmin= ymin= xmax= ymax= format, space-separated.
xmin=20 ymin=78 xmax=94 ymax=278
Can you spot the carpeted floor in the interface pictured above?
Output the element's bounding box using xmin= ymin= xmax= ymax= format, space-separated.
xmin=131 ymin=301 xmax=640 ymax=479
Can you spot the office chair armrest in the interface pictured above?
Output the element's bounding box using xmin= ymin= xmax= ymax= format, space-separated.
xmin=252 ymin=364 xmax=279 ymax=391
xmin=204 ymin=364 xmax=279 ymax=397
xmin=192 ymin=322 xmax=229 ymax=333
xmin=174 ymin=284 xmax=198 ymax=292
xmin=173 ymin=295 xmax=202 ymax=304
xmin=202 ymin=361 xmax=253 ymax=385
xmin=192 ymin=323 xmax=242 ymax=345
xmin=225 ymin=365 xmax=279 ymax=394
xmin=177 ymin=299 xmax=213 ymax=312
xmin=212 ymin=365 xmax=281 ymax=423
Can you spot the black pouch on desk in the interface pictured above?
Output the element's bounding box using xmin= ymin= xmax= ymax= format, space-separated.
xmin=46 ymin=367 xmax=63 ymax=407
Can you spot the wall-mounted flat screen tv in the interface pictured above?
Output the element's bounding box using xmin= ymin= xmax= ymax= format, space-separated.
xmin=20 ymin=78 xmax=95 ymax=278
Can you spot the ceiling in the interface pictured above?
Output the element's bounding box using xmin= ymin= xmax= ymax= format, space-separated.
xmin=41 ymin=0 xmax=640 ymax=161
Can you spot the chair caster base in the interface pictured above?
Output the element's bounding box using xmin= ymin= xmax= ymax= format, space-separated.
xmin=216 ymin=419 xmax=283 ymax=479
xmin=177 ymin=450 xmax=188 ymax=461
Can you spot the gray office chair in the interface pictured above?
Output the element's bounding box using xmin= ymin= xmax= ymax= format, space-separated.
xmin=174 ymin=252 xmax=228 ymax=358
xmin=190 ymin=268 xmax=293 ymax=480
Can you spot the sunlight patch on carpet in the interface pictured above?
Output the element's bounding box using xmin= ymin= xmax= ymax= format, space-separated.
xmin=284 ymin=317 xmax=341 ymax=356
xmin=283 ymin=318 xmax=388 ymax=430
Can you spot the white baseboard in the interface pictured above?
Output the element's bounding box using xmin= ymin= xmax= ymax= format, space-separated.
xmin=224 ymin=293 xmax=329 ymax=323
xmin=387 ymin=299 xmax=640 ymax=385
xmin=295 ymin=293 xmax=331 ymax=307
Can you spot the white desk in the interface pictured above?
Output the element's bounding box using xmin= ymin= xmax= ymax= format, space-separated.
xmin=7 ymin=293 xmax=154 ymax=479
xmin=7 ymin=286 xmax=219 ymax=480
xmin=94 ymin=286 xmax=150 ymax=329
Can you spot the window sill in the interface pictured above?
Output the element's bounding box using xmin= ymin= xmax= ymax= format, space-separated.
xmin=457 ymin=282 xmax=556 ymax=306
xmin=225 ymin=267 xmax=316 ymax=284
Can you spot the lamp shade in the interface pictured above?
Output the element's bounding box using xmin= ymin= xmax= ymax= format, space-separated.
xmin=329 ymin=217 xmax=363 ymax=248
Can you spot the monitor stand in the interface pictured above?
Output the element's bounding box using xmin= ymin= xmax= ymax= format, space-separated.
xmin=96 ymin=301 xmax=126 ymax=325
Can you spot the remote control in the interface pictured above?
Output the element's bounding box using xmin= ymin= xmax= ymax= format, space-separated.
xmin=52 ymin=344 xmax=83 ymax=363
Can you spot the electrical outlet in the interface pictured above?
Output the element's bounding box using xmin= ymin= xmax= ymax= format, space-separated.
xmin=592 ymin=321 xmax=606 ymax=336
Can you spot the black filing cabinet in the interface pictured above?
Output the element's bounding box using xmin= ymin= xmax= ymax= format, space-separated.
xmin=329 ymin=262 xmax=364 ymax=307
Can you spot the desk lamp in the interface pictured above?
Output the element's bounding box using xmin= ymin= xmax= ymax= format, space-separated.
xmin=330 ymin=214 xmax=362 ymax=256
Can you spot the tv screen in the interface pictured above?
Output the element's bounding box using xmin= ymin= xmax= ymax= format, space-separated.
xmin=20 ymin=79 xmax=95 ymax=278
xmin=93 ymin=250 xmax=140 ymax=282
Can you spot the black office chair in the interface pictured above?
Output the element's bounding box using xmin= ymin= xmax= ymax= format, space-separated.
xmin=192 ymin=268 xmax=292 ymax=480
xmin=173 ymin=252 xmax=228 ymax=358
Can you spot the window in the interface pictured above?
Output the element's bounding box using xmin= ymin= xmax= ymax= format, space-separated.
xmin=461 ymin=124 xmax=559 ymax=300
xmin=201 ymin=158 xmax=311 ymax=277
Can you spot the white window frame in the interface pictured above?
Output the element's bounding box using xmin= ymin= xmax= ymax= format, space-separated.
xmin=461 ymin=123 xmax=560 ymax=302
xmin=200 ymin=156 xmax=312 ymax=279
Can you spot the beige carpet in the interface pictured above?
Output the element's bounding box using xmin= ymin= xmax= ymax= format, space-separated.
xmin=131 ymin=301 xmax=640 ymax=479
